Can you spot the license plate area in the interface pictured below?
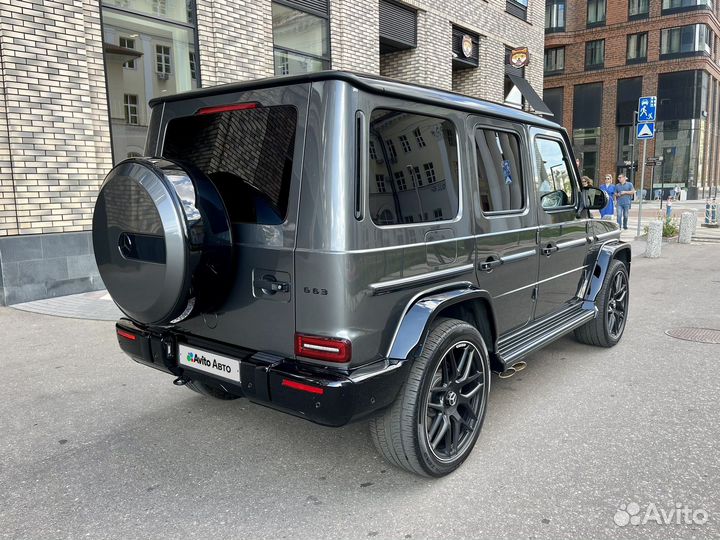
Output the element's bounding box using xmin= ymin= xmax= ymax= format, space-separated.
xmin=178 ymin=343 xmax=241 ymax=383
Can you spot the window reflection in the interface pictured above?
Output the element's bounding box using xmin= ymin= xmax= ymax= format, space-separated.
xmin=102 ymin=0 xmax=199 ymax=163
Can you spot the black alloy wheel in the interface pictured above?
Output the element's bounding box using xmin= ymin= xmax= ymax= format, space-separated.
xmin=422 ymin=341 xmax=486 ymax=462
xmin=606 ymin=270 xmax=628 ymax=340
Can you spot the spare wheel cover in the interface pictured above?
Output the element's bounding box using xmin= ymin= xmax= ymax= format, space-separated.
xmin=92 ymin=158 xmax=230 ymax=325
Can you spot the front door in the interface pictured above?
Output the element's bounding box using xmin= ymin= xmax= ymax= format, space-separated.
xmin=530 ymin=129 xmax=591 ymax=319
xmin=470 ymin=117 xmax=538 ymax=334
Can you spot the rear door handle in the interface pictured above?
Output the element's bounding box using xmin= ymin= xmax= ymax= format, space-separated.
xmin=478 ymin=257 xmax=503 ymax=272
xmin=254 ymin=278 xmax=290 ymax=293
xmin=541 ymin=243 xmax=559 ymax=256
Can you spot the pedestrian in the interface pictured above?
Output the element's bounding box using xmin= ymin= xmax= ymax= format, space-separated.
xmin=599 ymin=174 xmax=615 ymax=220
xmin=615 ymin=173 xmax=635 ymax=230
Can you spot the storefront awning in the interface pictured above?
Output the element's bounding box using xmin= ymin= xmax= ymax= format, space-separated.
xmin=505 ymin=71 xmax=553 ymax=116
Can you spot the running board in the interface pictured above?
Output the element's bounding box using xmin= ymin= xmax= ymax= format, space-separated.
xmin=497 ymin=303 xmax=597 ymax=369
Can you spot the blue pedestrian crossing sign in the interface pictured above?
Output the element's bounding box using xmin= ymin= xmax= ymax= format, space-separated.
xmin=638 ymin=96 xmax=656 ymax=122
xmin=637 ymin=122 xmax=655 ymax=139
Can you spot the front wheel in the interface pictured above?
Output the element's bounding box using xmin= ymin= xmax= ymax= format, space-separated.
xmin=575 ymin=259 xmax=629 ymax=347
xmin=369 ymin=318 xmax=490 ymax=477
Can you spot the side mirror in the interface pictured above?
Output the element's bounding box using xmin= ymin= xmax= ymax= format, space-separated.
xmin=582 ymin=187 xmax=609 ymax=210
xmin=540 ymin=189 xmax=569 ymax=209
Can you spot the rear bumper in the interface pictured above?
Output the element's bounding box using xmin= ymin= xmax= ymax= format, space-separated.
xmin=115 ymin=320 xmax=409 ymax=427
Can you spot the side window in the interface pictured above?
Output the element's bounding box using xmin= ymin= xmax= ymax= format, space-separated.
xmin=534 ymin=137 xmax=575 ymax=209
xmin=474 ymin=127 xmax=524 ymax=212
xmin=369 ymin=109 xmax=460 ymax=226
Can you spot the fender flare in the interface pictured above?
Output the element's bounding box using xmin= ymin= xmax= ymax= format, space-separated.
xmin=583 ymin=240 xmax=632 ymax=307
xmin=387 ymin=287 xmax=496 ymax=362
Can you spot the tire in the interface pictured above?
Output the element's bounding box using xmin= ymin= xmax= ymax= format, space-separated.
xmin=574 ymin=259 xmax=629 ymax=347
xmin=369 ymin=318 xmax=491 ymax=477
xmin=185 ymin=380 xmax=240 ymax=400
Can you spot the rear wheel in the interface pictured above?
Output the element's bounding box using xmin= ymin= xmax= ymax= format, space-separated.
xmin=369 ymin=318 xmax=490 ymax=477
xmin=574 ymin=259 xmax=629 ymax=347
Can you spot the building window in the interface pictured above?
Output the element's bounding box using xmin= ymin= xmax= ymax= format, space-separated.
xmin=423 ymin=162 xmax=437 ymax=183
xmin=102 ymin=0 xmax=199 ymax=163
xmin=394 ymin=170 xmax=407 ymax=191
xmin=545 ymin=0 xmax=566 ymax=32
xmin=151 ymin=0 xmax=166 ymax=16
xmin=413 ymin=127 xmax=426 ymax=147
xmin=155 ymin=44 xmax=171 ymax=75
xmin=272 ymin=1 xmax=330 ymax=75
xmin=506 ymin=0 xmax=528 ymax=21
xmin=369 ymin=140 xmax=378 ymax=160
xmin=573 ymin=82 xmax=603 ymax=179
xmin=585 ymin=39 xmax=605 ymax=69
xmin=587 ymin=0 xmax=607 ymax=27
xmin=629 ymin=0 xmax=650 ymax=17
xmin=399 ymin=134 xmax=411 ymax=153
xmin=662 ymin=0 xmax=713 ymax=14
xmin=119 ymin=37 xmax=136 ymax=69
xmin=433 ymin=208 xmax=443 ymax=220
xmin=544 ymin=87 xmax=564 ymax=122
xmin=627 ymin=32 xmax=648 ymax=63
xmin=189 ymin=51 xmax=197 ymax=79
xmin=375 ymin=174 xmax=387 ymax=193
xmin=386 ymin=139 xmax=398 ymax=162
xmin=661 ymin=24 xmax=713 ymax=58
xmin=124 ymin=94 xmax=139 ymax=125
xmin=413 ymin=166 xmax=423 ymax=186
xmin=544 ymin=47 xmax=565 ymax=74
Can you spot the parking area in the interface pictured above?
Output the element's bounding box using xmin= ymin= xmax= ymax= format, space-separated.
xmin=1 ymin=240 xmax=719 ymax=539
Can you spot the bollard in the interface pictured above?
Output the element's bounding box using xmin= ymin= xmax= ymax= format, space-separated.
xmin=679 ymin=211 xmax=696 ymax=244
xmin=645 ymin=220 xmax=663 ymax=258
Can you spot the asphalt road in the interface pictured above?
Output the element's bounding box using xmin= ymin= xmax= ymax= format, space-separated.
xmin=1 ymin=240 xmax=719 ymax=539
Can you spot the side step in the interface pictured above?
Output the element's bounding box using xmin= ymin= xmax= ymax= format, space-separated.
xmin=497 ymin=302 xmax=596 ymax=369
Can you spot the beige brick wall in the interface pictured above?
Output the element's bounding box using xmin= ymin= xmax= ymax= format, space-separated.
xmin=0 ymin=0 xmax=112 ymax=236
xmin=195 ymin=0 xmax=274 ymax=86
xmin=330 ymin=0 xmax=380 ymax=73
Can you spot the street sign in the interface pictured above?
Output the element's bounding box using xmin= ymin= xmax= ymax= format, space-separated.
xmin=638 ymin=96 xmax=657 ymax=122
xmin=646 ymin=156 xmax=664 ymax=166
xmin=637 ymin=122 xmax=655 ymax=139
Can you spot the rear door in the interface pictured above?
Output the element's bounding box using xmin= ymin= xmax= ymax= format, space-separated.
xmin=530 ymin=128 xmax=591 ymax=319
xmin=470 ymin=116 xmax=538 ymax=334
xmin=153 ymin=84 xmax=310 ymax=357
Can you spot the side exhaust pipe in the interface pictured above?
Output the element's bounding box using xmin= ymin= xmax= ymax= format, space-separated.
xmin=498 ymin=361 xmax=528 ymax=379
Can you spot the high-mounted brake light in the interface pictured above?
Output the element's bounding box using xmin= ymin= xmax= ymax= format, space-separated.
xmin=281 ymin=379 xmax=324 ymax=395
xmin=195 ymin=102 xmax=258 ymax=115
xmin=117 ymin=329 xmax=136 ymax=341
xmin=295 ymin=333 xmax=351 ymax=363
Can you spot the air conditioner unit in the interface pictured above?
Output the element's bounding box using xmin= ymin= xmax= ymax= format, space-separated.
xmin=157 ymin=72 xmax=170 ymax=81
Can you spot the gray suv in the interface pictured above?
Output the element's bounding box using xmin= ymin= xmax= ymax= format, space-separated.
xmin=93 ymin=72 xmax=630 ymax=477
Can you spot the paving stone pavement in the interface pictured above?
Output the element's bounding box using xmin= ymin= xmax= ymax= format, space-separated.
xmin=11 ymin=290 xmax=122 ymax=321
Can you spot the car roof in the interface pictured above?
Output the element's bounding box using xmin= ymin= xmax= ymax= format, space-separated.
xmin=149 ymin=70 xmax=561 ymax=130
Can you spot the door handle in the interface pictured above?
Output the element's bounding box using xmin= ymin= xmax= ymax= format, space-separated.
xmin=254 ymin=277 xmax=290 ymax=293
xmin=478 ymin=257 xmax=503 ymax=272
xmin=541 ymin=243 xmax=559 ymax=256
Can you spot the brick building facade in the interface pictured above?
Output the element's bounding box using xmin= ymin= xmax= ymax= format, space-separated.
xmin=544 ymin=0 xmax=720 ymax=199
xmin=0 ymin=0 xmax=545 ymax=305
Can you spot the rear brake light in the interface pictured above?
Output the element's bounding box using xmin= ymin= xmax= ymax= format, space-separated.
xmin=295 ymin=333 xmax=351 ymax=363
xmin=195 ymin=102 xmax=258 ymax=115
xmin=117 ymin=329 xmax=136 ymax=341
xmin=281 ymin=379 xmax=324 ymax=395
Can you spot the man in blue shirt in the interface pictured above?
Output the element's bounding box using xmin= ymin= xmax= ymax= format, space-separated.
xmin=615 ymin=174 xmax=635 ymax=230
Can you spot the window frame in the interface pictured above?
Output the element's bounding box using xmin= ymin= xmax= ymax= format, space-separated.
xmin=367 ymin=107 xmax=463 ymax=229
xmin=155 ymin=44 xmax=171 ymax=74
xmin=587 ymin=0 xmax=607 ymax=27
xmin=473 ymin=122 xmax=529 ymax=217
xmin=626 ymin=32 xmax=648 ymax=64
xmin=533 ymin=134 xmax=579 ymax=212
xmin=585 ymin=39 xmax=605 ymax=70
xmin=628 ymin=0 xmax=650 ymax=18
xmin=544 ymin=46 xmax=566 ymax=75
xmin=271 ymin=0 xmax=331 ymax=75
xmin=123 ymin=93 xmax=139 ymax=125
xmin=545 ymin=0 xmax=566 ymax=33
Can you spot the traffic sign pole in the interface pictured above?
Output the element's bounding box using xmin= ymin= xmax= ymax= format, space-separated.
xmin=636 ymin=139 xmax=647 ymax=237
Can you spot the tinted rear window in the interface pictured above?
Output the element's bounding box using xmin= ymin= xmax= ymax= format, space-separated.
xmin=162 ymin=105 xmax=297 ymax=224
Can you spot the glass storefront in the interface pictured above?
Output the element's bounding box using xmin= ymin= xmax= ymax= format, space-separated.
xmin=101 ymin=0 xmax=199 ymax=163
